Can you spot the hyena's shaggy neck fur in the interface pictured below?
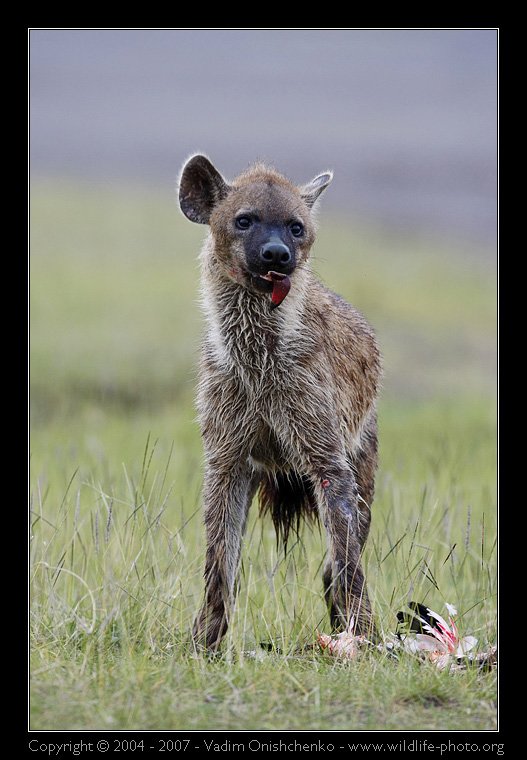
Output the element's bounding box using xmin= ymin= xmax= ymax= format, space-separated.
xmin=200 ymin=242 xmax=316 ymax=381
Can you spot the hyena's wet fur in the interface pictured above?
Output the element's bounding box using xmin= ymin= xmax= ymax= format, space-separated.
xmin=178 ymin=155 xmax=381 ymax=650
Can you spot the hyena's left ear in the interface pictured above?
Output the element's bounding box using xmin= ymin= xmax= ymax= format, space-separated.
xmin=300 ymin=171 xmax=333 ymax=209
xmin=178 ymin=154 xmax=231 ymax=224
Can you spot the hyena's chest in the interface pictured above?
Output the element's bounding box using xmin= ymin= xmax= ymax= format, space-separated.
xmin=237 ymin=368 xmax=299 ymax=471
xmin=204 ymin=302 xmax=321 ymax=470
xmin=215 ymin=349 xmax=302 ymax=471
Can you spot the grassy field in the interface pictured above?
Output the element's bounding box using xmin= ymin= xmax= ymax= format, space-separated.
xmin=30 ymin=179 xmax=497 ymax=731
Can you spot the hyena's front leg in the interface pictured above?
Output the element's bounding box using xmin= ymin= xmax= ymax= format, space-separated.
xmin=315 ymin=465 xmax=375 ymax=638
xmin=193 ymin=462 xmax=258 ymax=651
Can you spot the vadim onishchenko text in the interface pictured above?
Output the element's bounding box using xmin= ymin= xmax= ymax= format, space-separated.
xmin=28 ymin=739 xmax=505 ymax=756
xmin=200 ymin=741 xmax=503 ymax=755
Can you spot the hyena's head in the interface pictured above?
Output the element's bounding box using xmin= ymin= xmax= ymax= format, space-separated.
xmin=178 ymin=155 xmax=332 ymax=308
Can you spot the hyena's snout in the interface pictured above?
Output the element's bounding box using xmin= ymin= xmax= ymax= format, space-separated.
xmin=235 ymin=229 xmax=294 ymax=306
xmin=260 ymin=239 xmax=292 ymax=270
xmin=257 ymin=239 xmax=294 ymax=308
xmin=244 ymin=227 xmax=297 ymax=308
xmin=242 ymin=222 xmax=297 ymax=278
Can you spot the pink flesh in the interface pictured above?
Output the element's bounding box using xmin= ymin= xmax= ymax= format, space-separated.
xmin=260 ymin=271 xmax=291 ymax=308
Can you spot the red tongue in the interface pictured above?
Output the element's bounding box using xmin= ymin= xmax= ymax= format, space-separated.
xmin=271 ymin=277 xmax=291 ymax=308
xmin=261 ymin=271 xmax=291 ymax=309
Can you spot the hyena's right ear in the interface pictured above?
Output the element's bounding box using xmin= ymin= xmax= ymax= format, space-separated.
xmin=178 ymin=154 xmax=231 ymax=224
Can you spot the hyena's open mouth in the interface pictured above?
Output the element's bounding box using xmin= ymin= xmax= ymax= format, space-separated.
xmin=259 ymin=271 xmax=291 ymax=309
xmin=248 ymin=270 xmax=292 ymax=309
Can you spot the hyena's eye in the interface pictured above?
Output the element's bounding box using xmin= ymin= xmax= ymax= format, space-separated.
xmin=289 ymin=221 xmax=304 ymax=237
xmin=235 ymin=215 xmax=252 ymax=230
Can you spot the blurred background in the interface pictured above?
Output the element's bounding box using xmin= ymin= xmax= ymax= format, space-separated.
xmin=31 ymin=29 xmax=496 ymax=243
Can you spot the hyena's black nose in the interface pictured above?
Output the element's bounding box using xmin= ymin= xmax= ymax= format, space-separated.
xmin=260 ymin=242 xmax=291 ymax=267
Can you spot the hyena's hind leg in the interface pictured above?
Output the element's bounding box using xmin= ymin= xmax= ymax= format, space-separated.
xmin=321 ymin=415 xmax=378 ymax=636
xmin=350 ymin=412 xmax=378 ymax=547
xmin=322 ymin=560 xmax=340 ymax=629
xmin=315 ymin=462 xmax=375 ymax=637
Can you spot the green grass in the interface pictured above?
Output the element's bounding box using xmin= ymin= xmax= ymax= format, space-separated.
xmin=30 ymin=179 xmax=497 ymax=731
